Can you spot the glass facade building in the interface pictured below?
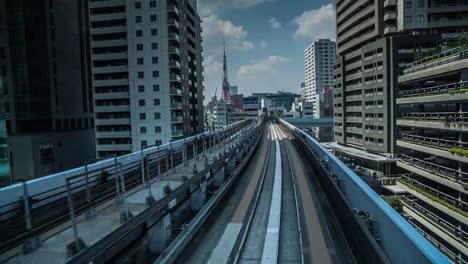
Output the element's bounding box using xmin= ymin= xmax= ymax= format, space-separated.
xmin=0 ymin=78 xmax=9 ymax=187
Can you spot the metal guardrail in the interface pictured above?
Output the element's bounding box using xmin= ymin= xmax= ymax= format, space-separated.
xmin=280 ymin=119 xmax=450 ymax=264
xmin=400 ymin=112 xmax=468 ymax=122
xmin=400 ymin=134 xmax=468 ymax=150
xmin=0 ymin=120 xmax=253 ymax=254
xmin=400 ymin=154 xmax=468 ymax=184
xmin=404 ymin=47 xmax=468 ymax=75
xmin=402 ymin=196 xmax=468 ymax=242
xmin=407 ymin=218 xmax=468 ymax=264
xmin=400 ymin=175 xmax=468 ymax=211
xmin=399 ymin=81 xmax=468 ymax=97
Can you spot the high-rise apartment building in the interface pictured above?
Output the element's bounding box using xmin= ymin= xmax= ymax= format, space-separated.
xmin=0 ymin=0 xmax=95 ymax=182
xmin=304 ymin=39 xmax=336 ymax=118
xmin=88 ymin=0 xmax=204 ymax=158
xmin=0 ymin=78 xmax=8 ymax=187
xmin=397 ymin=48 xmax=468 ymax=264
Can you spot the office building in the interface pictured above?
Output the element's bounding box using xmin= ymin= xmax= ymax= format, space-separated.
xmin=0 ymin=0 xmax=95 ymax=182
xmin=304 ymin=39 xmax=336 ymax=118
xmin=396 ymin=48 xmax=468 ymax=263
xmin=89 ymin=0 xmax=204 ymax=158
xmin=243 ymin=96 xmax=260 ymax=120
xmin=298 ymin=82 xmax=306 ymax=100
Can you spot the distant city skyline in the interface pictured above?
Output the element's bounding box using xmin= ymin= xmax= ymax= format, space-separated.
xmin=199 ymin=0 xmax=335 ymax=102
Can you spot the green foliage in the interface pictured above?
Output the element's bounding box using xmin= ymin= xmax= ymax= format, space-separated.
xmin=446 ymin=32 xmax=468 ymax=50
xmin=448 ymin=89 xmax=468 ymax=94
xmin=398 ymin=180 xmax=468 ymax=217
xmin=386 ymin=196 xmax=403 ymax=214
xmin=414 ymin=46 xmax=441 ymax=62
xmin=448 ymin=147 xmax=468 ymax=157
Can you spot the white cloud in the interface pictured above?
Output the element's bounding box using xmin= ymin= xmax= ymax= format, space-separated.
xmin=198 ymin=0 xmax=274 ymax=17
xmin=293 ymin=4 xmax=336 ymax=40
xmin=268 ymin=17 xmax=282 ymax=29
xmin=202 ymin=15 xmax=253 ymax=52
xmin=260 ymin=41 xmax=268 ymax=48
xmin=237 ymin=56 xmax=288 ymax=77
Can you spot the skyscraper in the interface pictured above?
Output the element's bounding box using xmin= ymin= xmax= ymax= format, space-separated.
xmin=222 ymin=41 xmax=231 ymax=102
xmin=304 ymin=39 xmax=336 ymax=118
xmin=89 ymin=0 xmax=204 ymax=158
xmin=0 ymin=0 xmax=95 ymax=182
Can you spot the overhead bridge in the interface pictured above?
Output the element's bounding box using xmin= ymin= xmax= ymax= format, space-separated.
xmin=0 ymin=119 xmax=450 ymax=264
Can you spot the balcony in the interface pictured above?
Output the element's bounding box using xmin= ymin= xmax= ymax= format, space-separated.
xmin=168 ymin=46 xmax=181 ymax=56
xmin=384 ymin=0 xmax=396 ymax=7
xmin=397 ymin=112 xmax=468 ymax=132
xmin=398 ymin=154 xmax=468 ymax=187
xmin=172 ymin=129 xmax=183 ymax=137
xmin=94 ymin=91 xmax=129 ymax=100
xmin=171 ymin=102 xmax=182 ymax=109
xmin=96 ymin=144 xmax=132 ymax=151
xmin=167 ymin=5 xmax=179 ymax=16
xmin=94 ymin=104 xmax=130 ymax=113
xmin=384 ymin=26 xmax=397 ymax=35
xmin=345 ymin=105 xmax=363 ymax=112
xmin=169 ymin=60 xmax=181 ymax=68
xmin=168 ymin=32 xmax=180 ymax=43
xmin=170 ymin=87 xmax=182 ymax=96
xmin=401 ymin=196 xmax=468 ymax=252
xmin=397 ymin=81 xmax=468 ymax=104
xmin=95 ymin=131 xmax=132 ymax=138
xmin=398 ymin=175 xmax=468 ymax=222
xmin=95 ymin=118 xmax=131 ymax=125
xmin=398 ymin=134 xmax=468 ymax=163
xmin=401 ymin=47 xmax=468 ymax=79
xmin=169 ymin=74 xmax=181 ymax=82
xmin=168 ymin=19 xmax=179 ymax=29
xmin=171 ymin=116 xmax=183 ymax=123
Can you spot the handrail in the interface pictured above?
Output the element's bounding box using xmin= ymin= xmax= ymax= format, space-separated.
xmin=399 ymin=81 xmax=468 ymax=97
xmin=400 ymin=154 xmax=468 ymax=183
xmin=400 ymin=134 xmax=468 ymax=150
xmin=402 ymin=196 xmax=468 ymax=241
xmin=404 ymin=47 xmax=468 ymax=75
xmin=400 ymin=112 xmax=468 ymax=122
xmin=400 ymin=175 xmax=468 ymax=209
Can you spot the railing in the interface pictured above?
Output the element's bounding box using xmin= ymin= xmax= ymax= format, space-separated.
xmin=280 ymin=119 xmax=450 ymax=263
xmin=402 ymin=196 xmax=468 ymax=242
xmin=400 ymin=112 xmax=468 ymax=123
xmin=407 ymin=218 xmax=468 ymax=264
xmin=400 ymin=134 xmax=468 ymax=150
xmin=399 ymin=81 xmax=468 ymax=98
xmin=399 ymin=155 xmax=468 ymax=184
xmin=400 ymin=175 xmax=468 ymax=212
xmin=404 ymin=47 xmax=468 ymax=75
xmin=0 ymin=120 xmax=254 ymax=253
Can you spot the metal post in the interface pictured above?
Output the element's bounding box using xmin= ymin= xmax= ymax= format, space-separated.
xmin=118 ymin=163 xmax=132 ymax=222
xmin=193 ymin=137 xmax=198 ymax=161
xmin=114 ymin=157 xmax=121 ymax=204
xmin=66 ymin=178 xmax=84 ymax=255
xmin=22 ymin=182 xmax=32 ymax=231
xmin=140 ymin=149 xmax=146 ymax=189
xmin=84 ymin=165 xmax=95 ymax=219
xmin=170 ymin=141 xmax=174 ymax=172
xmin=183 ymin=138 xmax=187 ymax=167
xmin=145 ymin=157 xmax=155 ymax=206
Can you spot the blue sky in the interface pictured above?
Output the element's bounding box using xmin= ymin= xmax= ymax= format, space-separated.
xmin=198 ymin=0 xmax=336 ymax=102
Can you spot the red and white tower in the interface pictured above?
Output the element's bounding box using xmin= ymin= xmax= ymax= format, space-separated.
xmin=222 ymin=41 xmax=230 ymax=102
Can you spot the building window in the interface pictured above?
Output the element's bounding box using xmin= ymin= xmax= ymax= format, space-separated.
xmin=153 ymin=84 xmax=160 ymax=91
xmin=417 ymin=0 xmax=424 ymax=7
xmin=135 ymin=2 xmax=141 ymax=9
xmin=155 ymin=140 xmax=162 ymax=146
xmin=141 ymin=140 xmax=148 ymax=148
xmin=138 ymin=85 xmax=145 ymax=92
xmin=138 ymin=71 xmax=144 ymax=78
xmin=150 ymin=1 xmax=156 ymax=7
xmin=40 ymin=143 xmax=54 ymax=165
xmin=137 ymin=58 xmax=144 ymax=65
xmin=154 ymin=99 xmax=160 ymax=105
xmin=154 ymin=112 xmax=161 ymax=119
xmin=136 ymin=16 xmax=142 ymax=23
xmin=155 ymin=126 xmax=161 ymax=133
xmin=151 ymin=28 xmax=157 ymax=36
xmin=152 ymin=57 xmax=159 ymax=64
xmin=136 ymin=30 xmax=143 ymax=37
xmin=136 ymin=44 xmax=143 ymax=51
xmin=150 ymin=15 xmax=157 ymax=22
xmin=153 ymin=71 xmax=159 ymax=78
xmin=140 ymin=127 xmax=147 ymax=134
xmin=404 ymin=0 xmax=412 ymax=8
xmin=417 ymin=15 xmax=425 ymax=22
xmin=140 ymin=113 xmax=146 ymax=120
xmin=139 ymin=99 xmax=145 ymax=106
xmin=151 ymin=43 xmax=158 ymax=50
xmin=404 ymin=16 xmax=412 ymax=23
